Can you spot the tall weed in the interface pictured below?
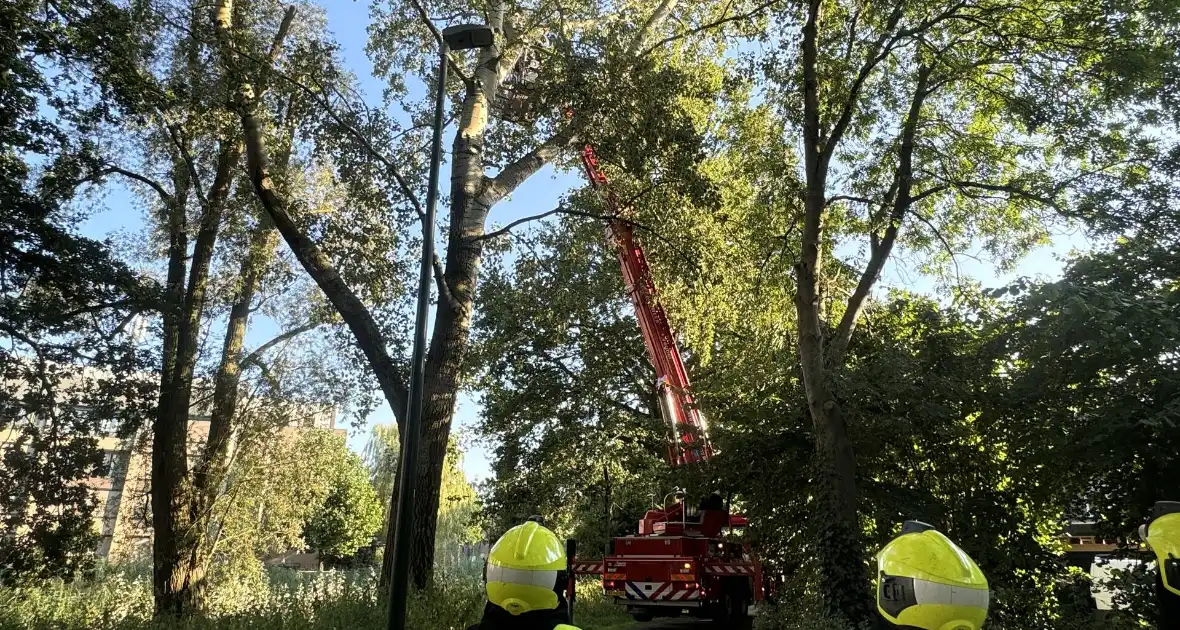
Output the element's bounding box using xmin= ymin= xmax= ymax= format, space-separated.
xmin=0 ymin=567 xmax=632 ymax=630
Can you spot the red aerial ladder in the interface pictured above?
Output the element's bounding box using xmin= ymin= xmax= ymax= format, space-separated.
xmin=577 ymin=145 xmax=713 ymax=466
xmin=567 ymin=145 xmax=766 ymax=625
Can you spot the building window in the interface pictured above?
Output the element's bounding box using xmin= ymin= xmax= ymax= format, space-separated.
xmin=100 ymin=450 xmax=125 ymax=476
xmin=98 ymin=416 xmax=120 ymax=437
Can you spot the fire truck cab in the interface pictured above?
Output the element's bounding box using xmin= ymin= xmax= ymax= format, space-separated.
xmin=597 ymin=497 xmax=764 ymax=624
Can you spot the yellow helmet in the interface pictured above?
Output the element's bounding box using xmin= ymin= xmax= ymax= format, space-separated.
xmin=876 ymin=521 xmax=989 ymax=630
xmin=1141 ymin=501 xmax=1180 ymax=597
xmin=485 ymin=520 xmax=566 ymax=615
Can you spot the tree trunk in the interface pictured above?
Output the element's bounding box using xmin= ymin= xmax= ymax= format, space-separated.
xmin=211 ymin=0 xmax=567 ymax=591
xmin=403 ymin=55 xmax=572 ymax=584
xmin=152 ymin=150 xmax=192 ymax=617
xmin=794 ymin=0 xmax=871 ymax=621
xmin=185 ymin=104 xmax=300 ymax=609
xmin=795 ymin=279 xmax=869 ymax=623
xmin=402 ymin=67 xmax=495 ymax=583
xmin=152 ymin=130 xmax=240 ymax=615
xmin=185 ymin=218 xmax=277 ymax=609
xmin=379 ymin=455 xmax=402 ymax=587
xmin=795 ymin=161 xmax=871 ymax=623
xmin=827 ymin=63 xmax=930 ymax=365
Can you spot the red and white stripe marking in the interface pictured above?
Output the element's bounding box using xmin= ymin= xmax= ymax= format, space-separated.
xmin=705 ymin=564 xmax=753 ymax=575
xmin=623 ymin=581 xmax=701 ymax=601
xmin=572 ymin=563 xmax=604 ymax=574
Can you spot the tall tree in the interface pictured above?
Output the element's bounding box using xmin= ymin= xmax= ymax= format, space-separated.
xmin=303 ymin=449 xmax=384 ymax=562
xmin=754 ymin=0 xmax=1179 ymax=617
xmin=18 ymin=0 xmax=392 ymax=613
xmin=214 ymin=0 xmax=776 ymax=586
xmin=0 ymin=0 xmax=158 ymax=585
xmin=1000 ymin=234 xmax=1180 ymax=535
xmin=470 ymin=218 xmax=675 ymax=547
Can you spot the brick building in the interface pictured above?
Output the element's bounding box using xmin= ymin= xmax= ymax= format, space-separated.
xmin=1 ymin=363 xmax=342 ymax=563
xmin=89 ymin=407 xmax=341 ymax=562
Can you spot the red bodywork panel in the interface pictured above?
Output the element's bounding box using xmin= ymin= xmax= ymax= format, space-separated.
xmin=578 ymin=145 xmax=713 ymax=466
xmin=637 ymin=502 xmax=749 ymax=537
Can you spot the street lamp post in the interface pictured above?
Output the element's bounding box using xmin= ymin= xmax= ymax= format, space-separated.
xmin=386 ymin=23 xmax=495 ymax=630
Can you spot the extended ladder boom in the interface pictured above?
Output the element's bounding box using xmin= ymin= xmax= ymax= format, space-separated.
xmin=578 ymin=145 xmax=713 ymax=466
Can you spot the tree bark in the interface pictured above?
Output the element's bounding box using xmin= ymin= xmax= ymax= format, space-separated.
xmin=185 ymin=94 xmax=304 ymax=608
xmin=793 ymin=0 xmax=871 ymax=622
xmin=212 ymin=0 xmax=571 ymax=591
xmin=793 ymin=3 xmax=934 ymax=621
xmin=186 ymin=217 xmax=277 ymax=608
xmin=625 ymin=0 xmax=681 ymax=56
xmin=151 ymin=146 xmax=191 ymax=617
xmin=212 ymin=3 xmax=408 ymax=424
xmin=404 ymin=48 xmax=573 ymax=584
xmin=152 ymin=135 xmax=240 ymax=615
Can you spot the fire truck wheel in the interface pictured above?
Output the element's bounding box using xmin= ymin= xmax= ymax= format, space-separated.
xmin=631 ymin=611 xmax=654 ymax=623
xmin=714 ymin=582 xmax=752 ymax=626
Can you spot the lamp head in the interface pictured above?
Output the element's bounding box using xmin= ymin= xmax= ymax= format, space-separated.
xmin=442 ymin=24 xmax=495 ymax=50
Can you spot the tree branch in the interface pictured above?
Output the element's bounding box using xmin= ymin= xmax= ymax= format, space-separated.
xmin=163 ymin=122 xmax=208 ymax=207
xmin=627 ymin=0 xmax=680 ymax=57
xmin=825 ymin=2 xmax=905 ymax=153
xmin=948 ymin=180 xmax=1061 ymax=209
xmin=482 ymin=128 xmax=575 ymax=205
xmin=433 ymin=255 xmax=460 ymax=312
xmin=825 ymin=194 xmax=875 ymax=207
xmin=56 ymin=298 xmax=137 ymax=321
xmin=910 ymin=209 xmax=963 ymax=286
xmin=639 ymin=0 xmax=782 ymax=58
xmin=256 ymin=5 xmax=297 ymax=96
xmin=801 ymin=0 xmax=823 ymax=174
xmin=97 ymin=167 xmax=173 ymax=202
xmin=473 ymin=205 xmax=569 ymax=241
xmin=241 ymin=322 xmax=321 ymax=367
xmin=909 ymin=184 xmax=949 ymax=204
xmin=268 ymin=67 xmax=426 ymax=218
xmin=408 ymin=0 xmax=474 ymax=85
xmin=541 ymin=349 xmax=647 ymax=418
xmin=213 ymin=0 xmax=412 ymax=427
xmin=828 ymin=62 xmax=932 ymax=366
xmin=150 ymin=6 xmax=425 ymax=217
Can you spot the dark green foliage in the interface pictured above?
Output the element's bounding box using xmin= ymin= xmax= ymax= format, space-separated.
xmin=999 ymin=235 xmax=1180 ymax=536
xmin=471 ymin=218 xmax=675 ymax=543
xmin=471 ymin=213 xmax=1180 ymax=626
xmin=0 ymin=0 xmax=157 ymax=585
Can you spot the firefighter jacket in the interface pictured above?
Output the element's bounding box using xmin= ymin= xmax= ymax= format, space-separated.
xmin=465 ymin=602 xmax=581 ymax=630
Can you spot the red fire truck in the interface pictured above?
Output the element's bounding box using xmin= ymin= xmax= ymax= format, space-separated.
xmin=573 ymin=497 xmax=766 ymax=624
xmin=568 ymin=145 xmax=767 ymax=624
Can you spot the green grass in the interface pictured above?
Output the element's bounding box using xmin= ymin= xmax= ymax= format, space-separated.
xmin=0 ymin=568 xmax=633 ymax=630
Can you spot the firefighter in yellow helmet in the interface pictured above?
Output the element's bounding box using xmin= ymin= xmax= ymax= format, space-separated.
xmin=467 ymin=518 xmax=581 ymax=630
xmin=1140 ymin=501 xmax=1180 ymax=628
xmin=875 ymin=521 xmax=989 ymax=630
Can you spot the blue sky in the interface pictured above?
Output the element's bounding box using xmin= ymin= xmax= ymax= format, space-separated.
xmin=78 ymin=1 xmax=1091 ymax=484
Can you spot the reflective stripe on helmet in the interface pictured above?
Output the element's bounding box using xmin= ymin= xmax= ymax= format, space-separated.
xmin=912 ymin=577 xmax=990 ymax=609
xmin=486 ymin=563 xmax=560 ymax=589
xmin=879 ymin=574 xmax=988 ymax=618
